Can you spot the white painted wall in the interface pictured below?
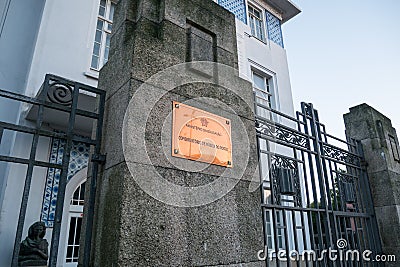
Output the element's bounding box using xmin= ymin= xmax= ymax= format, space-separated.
xmin=0 ymin=0 xmax=46 ymax=216
xmin=0 ymin=0 xmax=101 ymax=266
xmin=236 ymin=18 xmax=295 ymax=118
xmin=24 ymin=0 xmax=101 ymax=98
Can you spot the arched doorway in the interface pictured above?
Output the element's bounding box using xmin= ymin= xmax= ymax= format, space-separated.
xmin=57 ymin=168 xmax=87 ymax=267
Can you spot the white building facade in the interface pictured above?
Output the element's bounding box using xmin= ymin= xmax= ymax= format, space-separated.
xmin=0 ymin=0 xmax=300 ymax=266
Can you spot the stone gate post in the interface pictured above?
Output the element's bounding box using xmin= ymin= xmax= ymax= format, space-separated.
xmin=344 ymin=104 xmax=400 ymax=265
xmin=80 ymin=0 xmax=263 ymax=266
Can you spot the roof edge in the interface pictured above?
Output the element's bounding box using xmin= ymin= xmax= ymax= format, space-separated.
xmin=264 ymin=0 xmax=301 ymax=23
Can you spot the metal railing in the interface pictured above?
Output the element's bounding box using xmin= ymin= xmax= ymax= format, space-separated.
xmin=0 ymin=74 xmax=106 ymax=267
xmin=254 ymin=95 xmax=382 ymax=266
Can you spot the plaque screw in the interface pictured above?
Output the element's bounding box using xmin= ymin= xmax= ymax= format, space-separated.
xmin=174 ymin=149 xmax=179 ymax=154
xmin=175 ymin=104 xmax=179 ymax=108
xmin=227 ymin=161 xmax=231 ymax=165
xmin=226 ymin=120 xmax=230 ymax=125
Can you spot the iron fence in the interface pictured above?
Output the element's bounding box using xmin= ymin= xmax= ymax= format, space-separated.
xmin=254 ymin=95 xmax=382 ymax=267
xmin=0 ymin=74 xmax=105 ymax=267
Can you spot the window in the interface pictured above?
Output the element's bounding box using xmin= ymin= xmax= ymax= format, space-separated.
xmin=71 ymin=182 xmax=85 ymax=206
xmin=65 ymin=216 xmax=83 ymax=263
xmin=252 ymin=71 xmax=274 ymax=120
xmin=65 ymin=182 xmax=86 ymax=263
xmin=265 ymin=210 xmax=285 ymax=252
xmin=252 ymin=71 xmax=272 ymax=108
xmin=91 ymin=0 xmax=116 ymax=70
xmin=248 ymin=4 xmax=265 ymax=41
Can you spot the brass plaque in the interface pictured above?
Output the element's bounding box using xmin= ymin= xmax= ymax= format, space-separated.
xmin=172 ymin=101 xmax=232 ymax=167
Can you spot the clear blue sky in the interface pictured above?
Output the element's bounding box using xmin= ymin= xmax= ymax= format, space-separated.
xmin=282 ymin=0 xmax=400 ymax=139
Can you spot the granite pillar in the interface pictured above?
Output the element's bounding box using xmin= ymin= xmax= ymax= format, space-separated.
xmin=81 ymin=0 xmax=264 ymax=266
xmin=344 ymin=104 xmax=400 ymax=265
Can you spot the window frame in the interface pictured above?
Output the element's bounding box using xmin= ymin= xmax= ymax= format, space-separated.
xmin=71 ymin=181 xmax=86 ymax=206
xmin=247 ymin=3 xmax=266 ymax=42
xmin=265 ymin=209 xmax=285 ymax=253
xmin=252 ymin=70 xmax=272 ymax=108
xmin=65 ymin=216 xmax=83 ymax=263
xmin=90 ymin=0 xmax=116 ymax=71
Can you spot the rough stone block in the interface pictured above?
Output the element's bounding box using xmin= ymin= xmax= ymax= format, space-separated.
xmin=368 ymin=171 xmax=397 ymax=207
xmin=93 ymin=162 xmax=264 ymax=266
xmin=130 ymin=22 xmax=187 ymax=82
xmin=99 ymin=21 xmax=136 ymax=99
xmin=163 ymin=0 xmax=237 ymax=53
xmin=89 ymin=1 xmax=262 ymax=266
xmin=102 ymin=71 xmax=256 ymax=171
xmin=186 ymin=22 xmax=215 ymax=62
xmin=374 ymin=205 xmax=400 ymax=249
xmin=111 ymin=0 xmax=140 ymax=32
xmin=360 ymin=139 xmax=389 ymax=173
xmin=100 ymin=79 xmax=141 ymax=169
xmin=345 ymin=103 xmax=400 ymax=264
xmin=344 ymin=103 xmax=396 ymax=141
xmin=92 ymin=166 xmax=124 ymax=266
xmin=120 ymin=81 xmax=258 ymax=182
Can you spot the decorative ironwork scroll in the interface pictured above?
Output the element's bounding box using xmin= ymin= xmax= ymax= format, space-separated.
xmin=322 ymin=144 xmax=360 ymax=166
xmin=47 ymin=81 xmax=73 ymax=106
xmin=256 ymin=120 xmax=309 ymax=149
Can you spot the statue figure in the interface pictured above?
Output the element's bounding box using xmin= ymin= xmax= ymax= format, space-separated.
xmin=18 ymin=221 xmax=49 ymax=266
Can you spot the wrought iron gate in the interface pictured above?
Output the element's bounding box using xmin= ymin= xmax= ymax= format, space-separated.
xmin=0 ymin=74 xmax=105 ymax=267
xmin=255 ymin=97 xmax=383 ymax=266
